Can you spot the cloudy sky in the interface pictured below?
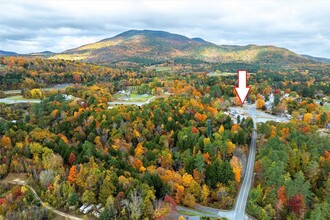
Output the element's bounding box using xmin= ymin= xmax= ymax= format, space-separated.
xmin=1 ymin=0 xmax=329 ymax=58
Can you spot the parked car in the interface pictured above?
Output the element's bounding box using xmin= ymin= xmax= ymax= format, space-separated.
xmin=83 ymin=204 xmax=94 ymax=214
xmin=79 ymin=204 xmax=89 ymax=212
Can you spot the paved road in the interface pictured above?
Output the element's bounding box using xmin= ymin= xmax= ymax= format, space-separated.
xmin=1 ymin=178 xmax=83 ymax=220
xmin=233 ymin=130 xmax=257 ymax=220
xmin=230 ymin=104 xmax=289 ymax=125
xmin=188 ymin=131 xmax=257 ymax=220
xmin=178 ymin=105 xmax=263 ymax=220
xmin=177 ymin=130 xmax=257 ymax=220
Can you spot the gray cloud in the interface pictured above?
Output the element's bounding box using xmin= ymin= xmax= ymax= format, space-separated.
xmin=0 ymin=0 xmax=329 ymax=58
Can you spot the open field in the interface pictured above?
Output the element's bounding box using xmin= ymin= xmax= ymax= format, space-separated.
xmin=113 ymin=93 xmax=154 ymax=102
xmin=3 ymin=90 xmax=21 ymax=95
xmin=3 ymin=95 xmax=40 ymax=101
xmin=0 ymin=95 xmax=41 ymax=104
xmin=146 ymin=65 xmax=172 ymax=72
xmin=208 ymin=72 xmax=256 ymax=77
xmin=321 ymin=104 xmax=330 ymax=111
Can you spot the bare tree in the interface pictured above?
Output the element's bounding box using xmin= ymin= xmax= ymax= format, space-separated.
xmin=122 ymin=189 xmax=142 ymax=220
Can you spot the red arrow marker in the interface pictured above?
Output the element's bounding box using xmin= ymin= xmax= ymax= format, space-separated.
xmin=234 ymin=70 xmax=251 ymax=105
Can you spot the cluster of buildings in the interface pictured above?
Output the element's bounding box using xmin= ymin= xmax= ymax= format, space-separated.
xmin=78 ymin=203 xmax=103 ymax=218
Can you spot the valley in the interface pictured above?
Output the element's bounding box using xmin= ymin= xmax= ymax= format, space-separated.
xmin=0 ymin=26 xmax=329 ymax=220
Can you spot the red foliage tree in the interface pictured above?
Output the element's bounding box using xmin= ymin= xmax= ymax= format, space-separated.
xmin=192 ymin=127 xmax=199 ymax=134
xmin=0 ymin=198 xmax=6 ymax=205
xmin=12 ymin=186 xmax=22 ymax=199
xmin=69 ymin=152 xmax=76 ymax=165
xmin=325 ymin=150 xmax=330 ymax=161
xmin=164 ymin=194 xmax=177 ymax=212
xmin=288 ymin=194 xmax=304 ymax=214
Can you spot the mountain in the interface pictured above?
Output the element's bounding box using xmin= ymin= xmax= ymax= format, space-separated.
xmin=29 ymin=51 xmax=55 ymax=56
xmin=0 ymin=50 xmax=18 ymax=56
xmin=51 ymin=30 xmax=319 ymax=67
xmin=301 ymin=54 xmax=330 ymax=64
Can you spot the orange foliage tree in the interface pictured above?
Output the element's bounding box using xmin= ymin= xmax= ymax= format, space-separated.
xmin=175 ymin=185 xmax=184 ymax=204
xmin=230 ymin=156 xmax=241 ymax=183
xmin=276 ymin=186 xmax=287 ymax=211
xmin=68 ymin=166 xmax=77 ymax=184
xmin=0 ymin=136 xmax=12 ymax=149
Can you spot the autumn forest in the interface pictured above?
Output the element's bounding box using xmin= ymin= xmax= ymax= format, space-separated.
xmin=0 ymin=52 xmax=329 ymax=220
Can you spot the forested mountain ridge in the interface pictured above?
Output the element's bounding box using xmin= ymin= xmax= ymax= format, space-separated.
xmin=0 ymin=50 xmax=18 ymax=56
xmin=51 ymin=30 xmax=320 ymax=67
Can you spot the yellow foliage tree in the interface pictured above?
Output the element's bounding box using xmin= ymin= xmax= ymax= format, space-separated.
xmin=133 ymin=129 xmax=141 ymax=138
xmin=182 ymin=173 xmax=194 ymax=188
xmin=218 ymin=125 xmax=224 ymax=134
xmin=270 ymin=126 xmax=276 ymax=137
xmin=94 ymin=136 xmax=103 ymax=148
xmin=230 ymin=156 xmax=241 ymax=183
xmin=227 ymin=141 xmax=235 ymax=155
xmin=281 ymin=128 xmax=290 ymax=139
xmin=203 ymin=137 xmax=211 ymax=145
xmin=135 ymin=143 xmax=145 ymax=157
xmin=303 ymin=113 xmax=312 ymax=124
xmin=201 ymin=184 xmax=210 ymax=205
xmin=256 ymin=98 xmax=265 ymax=109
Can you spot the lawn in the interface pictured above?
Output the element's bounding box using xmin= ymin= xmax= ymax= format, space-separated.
xmin=321 ymin=104 xmax=330 ymax=111
xmin=177 ymin=210 xmax=227 ymax=219
xmin=177 ymin=210 xmax=200 ymax=216
xmin=146 ymin=65 xmax=172 ymax=72
xmin=113 ymin=93 xmax=154 ymax=102
xmin=208 ymin=72 xmax=255 ymax=77
xmin=6 ymin=95 xmax=40 ymax=101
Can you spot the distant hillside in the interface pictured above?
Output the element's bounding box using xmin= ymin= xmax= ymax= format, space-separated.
xmin=29 ymin=51 xmax=55 ymax=56
xmin=51 ymin=30 xmax=319 ymax=67
xmin=302 ymin=54 xmax=330 ymax=64
xmin=0 ymin=50 xmax=18 ymax=56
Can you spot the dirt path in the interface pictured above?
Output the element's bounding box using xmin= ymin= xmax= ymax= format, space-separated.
xmin=1 ymin=177 xmax=83 ymax=220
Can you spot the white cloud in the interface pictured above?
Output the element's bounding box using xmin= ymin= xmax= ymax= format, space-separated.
xmin=0 ymin=0 xmax=329 ymax=58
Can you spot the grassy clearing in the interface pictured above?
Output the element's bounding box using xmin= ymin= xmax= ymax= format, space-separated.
xmin=146 ymin=65 xmax=172 ymax=72
xmin=208 ymin=72 xmax=255 ymax=77
xmin=0 ymin=173 xmax=29 ymax=183
xmin=208 ymin=72 xmax=236 ymax=77
xmin=113 ymin=93 xmax=153 ymax=102
xmin=321 ymin=105 xmax=330 ymax=111
xmin=177 ymin=210 xmax=227 ymax=219
xmin=177 ymin=210 xmax=200 ymax=216
xmin=177 ymin=208 xmax=215 ymax=216
xmin=0 ymin=64 xmax=6 ymax=70
xmin=5 ymin=95 xmax=40 ymax=101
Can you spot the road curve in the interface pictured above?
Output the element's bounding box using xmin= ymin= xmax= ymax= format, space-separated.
xmin=1 ymin=179 xmax=83 ymax=220
xmin=193 ymin=130 xmax=257 ymax=220
xmin=177 ymin=109 xmax=258 ymax=220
